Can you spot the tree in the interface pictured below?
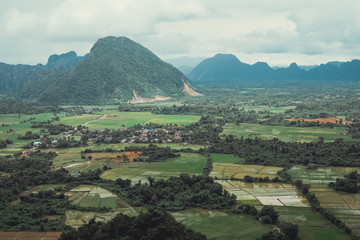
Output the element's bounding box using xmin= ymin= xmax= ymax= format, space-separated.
xmin=259 ymin=206 xmax=279 ymax=224
xmin=279 ymin=222 xmax=299 ymax=239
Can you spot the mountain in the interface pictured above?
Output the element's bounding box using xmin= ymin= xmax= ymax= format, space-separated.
xmin=1 ymin=36 xmax=199 ymax=104
xmin=0 ymin=51 xmax=85 ymax=96
xmin=188 ymin=54 xmax=251 ymax=83
xmin=189 ymin=54 xmax=360 ymax=84
xmin=46 ymin=51 xmax=86 ymax=69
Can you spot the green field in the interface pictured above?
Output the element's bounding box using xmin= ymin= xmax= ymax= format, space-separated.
xmin=49 ymin=144 xmax=207 ymax=171
xmin=60 ymin=111 xmax=200 ymax=129
xmin=172 ymin=208 xmax=271 ymax=240
xmin=276 ymin=207 xmax=350 ymax=240
xmin=210 ymin=153 xmax=245 ymax=164
xmin=101 ymin=153 xmax=207 ymax=183
xmin=328 ymin=209 xmax=360 ymax=237
xmin=222 ymin=123 xmax=351 ymax=142
xmin=0 ymin=113 xmax=60 ymax=155
xmin=242 ymin=105 xmax=296 ymax=113
xmin=66 ymin=185 xmax=122 ymax=208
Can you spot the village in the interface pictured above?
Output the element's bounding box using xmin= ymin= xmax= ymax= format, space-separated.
xmin=19 ymin=123 xmax=193 ymax=157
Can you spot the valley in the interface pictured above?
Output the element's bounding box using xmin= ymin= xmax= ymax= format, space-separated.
xmin=1 ymin=85 xmax=360 ymax=240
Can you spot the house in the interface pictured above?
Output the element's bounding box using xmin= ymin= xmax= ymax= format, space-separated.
xmin=33 ymin=141 xmax=42 ymax=146
xmin=71 ymin=172 xmax=81 ymax=177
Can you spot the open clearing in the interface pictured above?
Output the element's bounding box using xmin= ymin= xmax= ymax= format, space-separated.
xmin=172 ymin=208 xmax=271 ymax=240
xmin=222 ymin=123 xmax=352 ymax=142
xmin=60 ymin=111 xmax=200 ymax=129
xmin=211 ymin=163 xmax=283 ymax=180
xmin=101 ymin=153 xmax=206 ymax=183
xmin=217 ymin=180 xmax=309 ymax=207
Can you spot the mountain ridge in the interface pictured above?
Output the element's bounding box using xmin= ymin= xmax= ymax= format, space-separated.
xmin=189 ymin=54 xmax=360 ymax=84
xmin=0 ymin=36 xmax=199 ymax=104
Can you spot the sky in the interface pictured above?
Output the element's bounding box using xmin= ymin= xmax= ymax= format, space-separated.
xmin=0 ymin=0 xmax=359 ymax=67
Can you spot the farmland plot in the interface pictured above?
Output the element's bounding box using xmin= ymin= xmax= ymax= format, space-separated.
xmin=101 ymin=153 xmax=206 ymax=184
xmin=287 ymin=165 xmax=360 ymax=184
xmin=222 ymin=123 xmax=351 ymax=142
xmin=65 ymin=185 xmax=120 ymax=208
xmin=65 ymin=208 xmax=138 ymax=230
xmin=211 ymin=163 xmax=282 ymax=180
xmin=171 ymin=208 xmax=271 ymax=240
xmin=216 ymin=180 xmax=309 ymax=207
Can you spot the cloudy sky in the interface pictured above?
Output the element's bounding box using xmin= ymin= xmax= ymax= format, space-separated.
xmin=1 ymin=0 xmax=359 ymax=67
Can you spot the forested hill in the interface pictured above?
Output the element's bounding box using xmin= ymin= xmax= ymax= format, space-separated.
xmin=0 ymin=36 xmax=194 ymax=104
xmin=189 ymin=53 xmax=360 ymax=85
xmin=0 ymin=51 xmax=84 ymax=95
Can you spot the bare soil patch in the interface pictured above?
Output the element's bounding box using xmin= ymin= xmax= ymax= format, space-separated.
xmin=285 ymin=117 xmax=351 ymax=124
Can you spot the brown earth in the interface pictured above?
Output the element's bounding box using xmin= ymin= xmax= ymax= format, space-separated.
xmin=113 ymin=152 xmax=142 ymax=162
xmin=130 ymin=90 xmax=172 ymax=103
xmin=0 ymin=232 xmax=62 ymax=240
xmin=182 ymin=80 xmax=203 ymax=96
xmin=285 ymin=117 xmax=351 ymax=124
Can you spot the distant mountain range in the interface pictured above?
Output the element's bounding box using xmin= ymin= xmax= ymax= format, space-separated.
xmin=188 ymin=54 xmax=360 ymax=84
xmin=0 ymin=37 xmax=199 ymax=104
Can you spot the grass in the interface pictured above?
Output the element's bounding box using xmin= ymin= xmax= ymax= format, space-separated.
xmin=210 ymin=153 xmax=245 ymax=164
xmin=222 ymin=123 xmax=353 ymax=142
xmin=0 ymin=113 xmax=56 ymax=150
xmin=59 ymin=111 xmax=200 ymax=129
xmin=172 ymin=208 xmax=271 ymax=240
xmin=101 ymin=153 xmax=207 ymax=183
xmin=275 ymin=206 xmax=350 ymax=240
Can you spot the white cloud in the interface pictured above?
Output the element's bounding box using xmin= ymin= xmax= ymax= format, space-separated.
xmin=0 ymin=0 xmax=359 ymax=66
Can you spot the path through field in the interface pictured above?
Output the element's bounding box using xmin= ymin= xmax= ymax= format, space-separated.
xmin=83 ymin=114 xmax=107 ymax=126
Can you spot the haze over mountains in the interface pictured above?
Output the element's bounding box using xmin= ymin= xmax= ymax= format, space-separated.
xmin=188 ymin=54 xmax=360 ymax=84
xmin=1 ymin=37 xmax=360 ymax=105
xmin=0 ymin=36 xmax=196 ymax=104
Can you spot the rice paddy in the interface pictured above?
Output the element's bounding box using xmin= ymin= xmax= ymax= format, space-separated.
xmin=276 ymin=207 xmax=350 ymax=240
xmin=287 ymin=165 xmax=360 ymax=184
xmin=210 ymin=163 xmax=283 ymax=179
xmin=217 ymin=180 xmax=309 ymax=207
xmin=286 ymin=165 xmax=360 ymax=236
xmin=59 ymin=111 xmax=200 ymax=129
xmin=222 ymin=123 xmax=352 ymax=142
xmin=65 ymin=207 xmax=138 ymax=230
xmin=210 ymin=153 xmax=245 ymax=164
xmin=101 ymin=153 xmax=207 ymax=183
xmin=171 ymin=208 xmax=271 ymax=240
xmin=65 ymin=185 xmax=122 ymax=208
